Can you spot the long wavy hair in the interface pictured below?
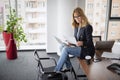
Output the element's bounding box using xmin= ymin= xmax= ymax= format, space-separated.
xmin=72 ymin=7 xmax=89 ymax=28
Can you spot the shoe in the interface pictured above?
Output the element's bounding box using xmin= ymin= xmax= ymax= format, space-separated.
xmin=62 ymin=68 xmax=71 ymax=72
xmin=47 ymin=73 xmax=61 ymax=79
xmin=47 ymin=74 xmax=56 ymax=79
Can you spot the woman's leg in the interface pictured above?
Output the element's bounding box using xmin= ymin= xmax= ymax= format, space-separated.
xmin=65 ymin=56 xmax=72 ymax=69
xmin=54 ymin=46 xmax=68 ymax=71
xmin=59 ymin=44 xmax=65 ymax=53
xmin=65 ymin=47 xmax=81 ymax=69
xmin=54 ymin=46 xmax=81 ymax=71
xmin=59 ymin=44 xmax=72 ymax=69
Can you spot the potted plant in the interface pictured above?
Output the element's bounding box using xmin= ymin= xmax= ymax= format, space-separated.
xmin=0 ymin=26 xmax=3 ymax=32
xmin=5 ymin=7 xmax=27 ymax=46
xmin=1 ymin=7 xmax=27 ymax=60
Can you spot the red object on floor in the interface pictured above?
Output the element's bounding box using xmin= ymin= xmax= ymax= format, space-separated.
xmin=3 ymin=31 xmax=17 ymax=60
xmin=6 ymin=34 xmax=17 ymax=60
xmin=2 ymin=31 xmax=11 ymax=46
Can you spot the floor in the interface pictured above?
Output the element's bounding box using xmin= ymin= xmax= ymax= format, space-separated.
xmin=0 ymin=50 xmax=87 ymax=80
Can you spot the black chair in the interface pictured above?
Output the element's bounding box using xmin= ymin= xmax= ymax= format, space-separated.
xmin=34 ymin=50 xmax=78 ymax=80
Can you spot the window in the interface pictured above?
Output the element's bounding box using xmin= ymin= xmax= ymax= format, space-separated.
xmin=108 ymin=0 xmax=120 ymax=40
xmin=110 ymin=0 xmax=120 ymax=18
xmin=85 ymin=0 xmax=108 ymax=40
xmin=86 ymin=0 xmax=120 ymax=41
xmin=0 ymin=0 xmax=47 ymax=50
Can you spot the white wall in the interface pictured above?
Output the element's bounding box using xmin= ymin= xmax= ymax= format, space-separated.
xmin=47 ymin=0 xmax=58 ymax=53
xmin=56 ymin=0 xmax=76 ymax=55
xmin=57 ymin=0 xmax=75 ymax=37
xmin=47 ymin=0 xmax=85 ymax=53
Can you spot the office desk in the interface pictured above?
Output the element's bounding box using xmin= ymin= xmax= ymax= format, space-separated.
xmin=78 ymin=59 xmax=120 ymax=80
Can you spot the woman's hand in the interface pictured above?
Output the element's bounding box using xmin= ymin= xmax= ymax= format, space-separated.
xmin=76 ymin=41 xmax=83 ymax=47
xmin=67 ymin=42 xmax=72 ymax=46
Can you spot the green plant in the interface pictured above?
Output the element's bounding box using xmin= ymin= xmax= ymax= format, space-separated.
xmin=5 ymin=8 xmax=27 ymax=47
xmin=0 ymin=26 xmax=3 ymax=32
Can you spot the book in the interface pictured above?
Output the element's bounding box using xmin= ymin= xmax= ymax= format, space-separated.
xmin=54 ymin=36 xmax=76 ymax=46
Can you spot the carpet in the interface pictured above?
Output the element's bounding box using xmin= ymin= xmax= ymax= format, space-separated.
xmin=0 ymin=51 xmax=87 ymax=80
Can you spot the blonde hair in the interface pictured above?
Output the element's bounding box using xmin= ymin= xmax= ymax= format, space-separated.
xmin=72 ymin=7 xmax=89 ymax=28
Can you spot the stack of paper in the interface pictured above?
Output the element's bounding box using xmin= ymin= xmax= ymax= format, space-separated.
xmin=54 ymin=35 xmax=76 ymax=46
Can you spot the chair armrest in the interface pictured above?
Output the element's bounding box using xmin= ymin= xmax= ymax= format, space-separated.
xmin=38 ymin=57 xmax=57 ymax=65
xmin=34 ymin=50 xmax=57 ymax=66
xmin=94 ymin=41 xmax=115 ymax=59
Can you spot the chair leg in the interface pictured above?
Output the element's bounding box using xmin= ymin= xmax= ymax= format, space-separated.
xmin=77 ymin=74 xmax=86 ymax=77
xmin=70 ymin=67 xmax=78 ymax=80
xmin=70 ymin=66 xmax=87 ymax=80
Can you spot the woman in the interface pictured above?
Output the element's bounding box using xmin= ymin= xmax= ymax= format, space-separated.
xmin=55 ymin=7 xmax=95 ymax=72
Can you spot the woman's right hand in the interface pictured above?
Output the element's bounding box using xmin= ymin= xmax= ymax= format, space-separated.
xmin=76 ymin=41 xmax=83 ymax=47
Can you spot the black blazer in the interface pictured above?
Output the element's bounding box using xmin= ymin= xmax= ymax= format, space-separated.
xmin=74 ymin=24 xmax=95 ymax=59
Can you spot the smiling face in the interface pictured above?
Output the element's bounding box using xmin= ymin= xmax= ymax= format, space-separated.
xmin=73 ymin=12 xmax=82 ymax=24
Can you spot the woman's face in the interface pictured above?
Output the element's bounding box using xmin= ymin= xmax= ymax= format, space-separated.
xmin=73 ymin=13 xmax=82 ymax=24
